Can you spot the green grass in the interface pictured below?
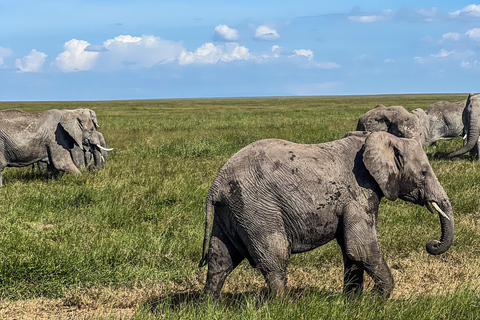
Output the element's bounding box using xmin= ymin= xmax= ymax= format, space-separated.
xmin=0 ymin=94 xmax=479 ymax=319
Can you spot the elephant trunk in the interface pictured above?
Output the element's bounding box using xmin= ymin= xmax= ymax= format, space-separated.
xmin=425 ymin=198 xmax=454 ymax=255
xmin=448 ymin=121 xmax=479 ymax=158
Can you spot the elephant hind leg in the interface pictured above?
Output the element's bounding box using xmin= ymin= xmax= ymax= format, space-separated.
xmin=246 ymin=230 xmax=290 ymax=296
xmin=203 ymin=224 xmax=245 ymax=300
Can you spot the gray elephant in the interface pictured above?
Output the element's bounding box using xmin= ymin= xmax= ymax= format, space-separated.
xmin=412 ymin=99 xmax=466 ymax=146
xmin=449 ymin=93 xmax=480 ymax=159
xmin=199 ymin=131 xmax=454 ymax=299
xmin=69 ymin=108 xmax=111 ymax=170
xmin=0 ymin=109 xmax=103 ymax=185
xmin=356 ymin=105 xmax=423 ymax=145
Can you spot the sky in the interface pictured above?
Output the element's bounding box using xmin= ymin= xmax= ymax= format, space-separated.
xmin=2 ymin=1 xmax=480 ymax=101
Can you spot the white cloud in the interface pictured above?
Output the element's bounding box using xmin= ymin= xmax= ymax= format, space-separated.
xmin=466 ymin=28 xmax=480 ymax=41
xmin=214 ymin=25 xmax=239 ymax=42
xmin=15 ymin=49 xmax=47 ymax=72
xmin=442 ymin=32 xmax=463 ymax=41
xmin=99 ymin=34 xmax=184 ymax=69
xmin=450 ymin=4 xmax=480 ymax=18
xmin=431 ymin=49 xmax=454 ymax=58
xmin=179 ymin=42 xmax=250 ymax=65
xmin=348 ymin=9 xmax=393 ymax=23
xmin=0 ymin=46 xmax=13 ymax=67
xmin=293 ymin=49 xmax=314 ymax=60
xmin=254 ymin=25 xmax=280 ymax=41
xmin=384 ymin=58 xmax=396 ymax=63
xmin=54 ymin=39 xmax=99 ymax=72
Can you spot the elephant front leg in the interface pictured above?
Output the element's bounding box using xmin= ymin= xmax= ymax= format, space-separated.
xmin=49 ymin=146 xmax=81 ymax=176
xmin=343 ymin=216 xmax=394 ymax=298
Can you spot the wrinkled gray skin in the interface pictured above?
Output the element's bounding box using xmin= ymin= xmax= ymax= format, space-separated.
xmin=412 ymin=99 xmax=466 ymax=146
xmin=0 ymin=109 xmax=101 ymax=186
xmin=69 ymin=109 xmax=109 ymax=170
xmin=199 ymin=131 xmax=454 ymax=299
xmin=449 ymin=93 xmax=480 ymax=159
xmin=71 ymin=131 xmax=108 ymax=170
xmin=356 ymin=105 xmax=423 ymax=145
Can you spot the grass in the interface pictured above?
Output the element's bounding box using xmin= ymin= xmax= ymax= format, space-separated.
xmin=0 ymin=94 xmax=480 ymax=319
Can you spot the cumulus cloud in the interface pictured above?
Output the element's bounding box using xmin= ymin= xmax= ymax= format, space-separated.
xmin=214 ymin=25 xmax=240 ymax=42
xmin=98 ymin=34 xmax=184 ymax=69
xmin=431 ymin=49 xmax=454 ymax=58
xmin=442 ymin=32 xmax=463 ymax=41
xmin=348 ymin=9 xmax=393 ymax=23
xmin=466 ymin=28 xmax=480 ymax=41
xmin=179 ymin=42 xmax=250 ymax=65
xmin=450 ymin=4 xmax=480 ymax=18
xmin=254 ymin=25 xmax=280 ymax=41
xmin=0 ymin=46 xmax=13 ymax=67
xmin=54 ymin=39 xmax=99 ymax=72
xmin=15 ymin=49 xmax=47 ymax=72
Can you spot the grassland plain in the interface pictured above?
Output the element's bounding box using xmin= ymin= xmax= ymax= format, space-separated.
xmin=0 ymin=95 xmax=479 ymax=319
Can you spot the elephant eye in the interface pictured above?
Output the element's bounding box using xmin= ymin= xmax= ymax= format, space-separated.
xmin=421 ymin=169 xmax=428 ymax=177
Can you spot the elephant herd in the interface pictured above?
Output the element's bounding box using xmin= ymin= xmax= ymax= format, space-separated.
xmin=198 ymin=96 xmax=476 ymax=300
xmin=0 ymin=108 xmax=112 ymax=186
xmin=0 ymin=100 xmax=469 ymax=300
xmin=357 ymin=93 xmax=480 ymax=159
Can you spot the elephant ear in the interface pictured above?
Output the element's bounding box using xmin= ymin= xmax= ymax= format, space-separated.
xmin=60 ymin=112 xmax=86 ymax=150
xmin=363 ymin=131 xmax=403 ymax=201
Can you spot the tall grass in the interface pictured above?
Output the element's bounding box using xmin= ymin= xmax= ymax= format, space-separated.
xmin=0 ymin=95 xmax=479 ymax=319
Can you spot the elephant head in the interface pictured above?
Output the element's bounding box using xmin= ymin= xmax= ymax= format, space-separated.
xmin=448 ymin=93 xmax=480 ymax=158
xmin=59 ymin=111 xmax=96 ymax=150
xmin=363 ymin=132 xmax=454 ymax=255
xmin=357 ymin=105 xmax=423 ymax=145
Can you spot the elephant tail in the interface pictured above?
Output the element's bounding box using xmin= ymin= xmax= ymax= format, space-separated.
xmin=199 ymin=186 xmax=215 ymax=268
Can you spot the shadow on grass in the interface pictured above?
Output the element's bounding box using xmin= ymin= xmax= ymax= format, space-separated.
xmin=143 ymin=287 xmax=342 ymax=314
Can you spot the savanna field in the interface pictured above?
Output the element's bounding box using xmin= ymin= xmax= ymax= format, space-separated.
xmin=1 ymin=95 xmax=480 ymax=319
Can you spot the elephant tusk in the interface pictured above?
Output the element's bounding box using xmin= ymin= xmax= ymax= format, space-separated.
xmin=96 ymin=144 xmax=113 ymax=152
xmin=431 ymin=202 xmax=450 ymax=221
xmin=463 ymin=134 xmax=467 ymax=140
xmin=101 ymin=155 xmax=105 ymax=162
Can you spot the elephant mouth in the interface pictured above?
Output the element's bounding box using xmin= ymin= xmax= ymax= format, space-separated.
xmin=425 ymin=201 xmax=451 ymax=221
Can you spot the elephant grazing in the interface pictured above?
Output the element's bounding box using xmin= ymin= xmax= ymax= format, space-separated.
xmin=356 ymin=105 xmax=423 ymax=145
xmin=199 ymin=131 xmax=454 ymax=299
xmin=0 ymin=109 xmax=104 ymax=186
xmin=449 ymin=93 xmax=480 ymax=159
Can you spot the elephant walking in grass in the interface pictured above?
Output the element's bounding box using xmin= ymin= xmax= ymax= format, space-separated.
xmin=449 ymin=93 xmax=480 ymax=159
xmin=0 ymin=109 xmax=105 ymax=185
xmin=199 ymin=131 xmax=454 ymax=299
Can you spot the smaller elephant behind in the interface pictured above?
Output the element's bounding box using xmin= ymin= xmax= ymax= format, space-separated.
xmin=411 ymin=99 xmax=466 ymax=146
xmin=356 ymin=105 xmax=423 ymax=144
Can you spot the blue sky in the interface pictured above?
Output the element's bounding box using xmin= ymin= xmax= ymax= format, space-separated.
xmin=2 ymin=1 xmax=480 ymax=101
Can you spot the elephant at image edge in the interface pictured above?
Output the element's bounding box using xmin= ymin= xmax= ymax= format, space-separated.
xmin=449 ymin=93 xmax=480 ymax=159
xmin=411 ymin=99 xmax=466 ymax=146
xmin=356 ymin=105 xmax=423 ymax=145
xmin=199 ymin=131 xmax=454 ymax=299
xmin=0 ymin=109 xmax=101 ymax=186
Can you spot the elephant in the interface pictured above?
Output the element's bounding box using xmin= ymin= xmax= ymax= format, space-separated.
xmin=199 ymin=131 xmax=454 ymax=299
xmin=411 ymin=99 xmax=466 ymax=146
xmin=449 ymin=93 xmax=480 ymax=159
xmin=0 ymin=109 xmax=103 ymax=185
xmin=70 ymin=131 xmax=110 ymax=170
xmin=356 ymin=105 xmax=423 ymax=145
